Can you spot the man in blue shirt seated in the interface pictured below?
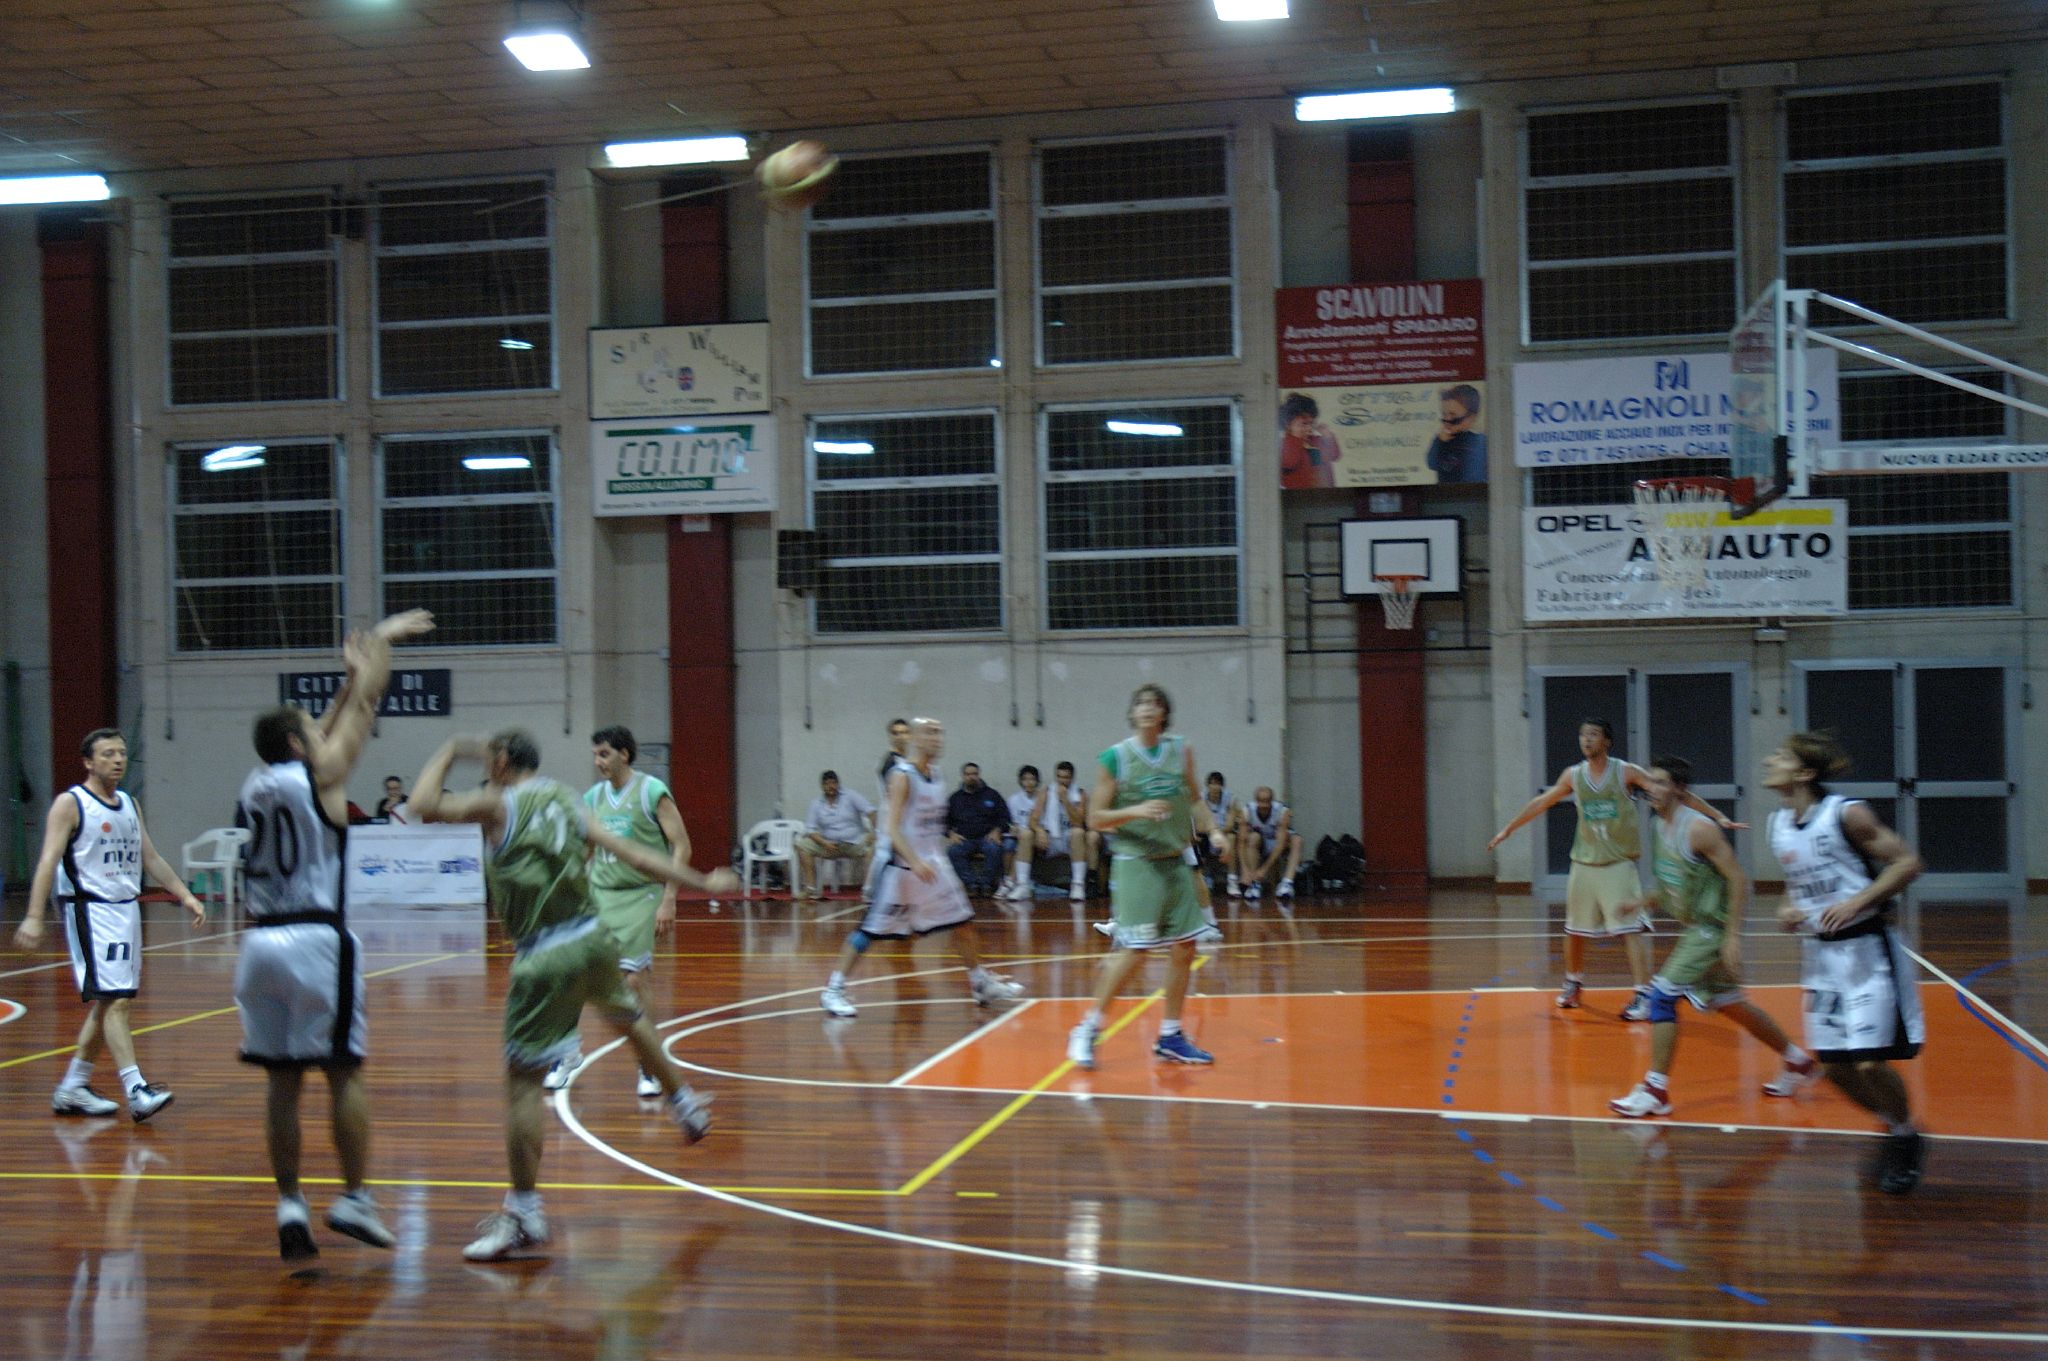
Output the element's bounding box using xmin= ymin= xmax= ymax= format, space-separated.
xmin=944 ymin=763 xmax=1011 ymax=896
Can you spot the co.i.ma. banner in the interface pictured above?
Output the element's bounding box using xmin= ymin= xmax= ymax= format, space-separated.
xmin=1523 ymin=501 xmax=1848 ymax=621
xmin=1276 ymin=281 xmax=1486 ymax=488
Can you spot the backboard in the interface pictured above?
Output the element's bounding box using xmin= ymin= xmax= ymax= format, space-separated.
xmin=1339 ymin=517 xmax=1462 ymax=598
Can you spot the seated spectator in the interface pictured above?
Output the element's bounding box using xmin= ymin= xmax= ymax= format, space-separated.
xmin=374 ymin=774 xmax=406 ymax=820
xmin=1036 ymin=760 xmax=1096 ymax=902
xmin=1201 ymin=770 xmax=1243 ymax=896
xmin=1001 ymin=766 xmax=1048 ymax=902
xmin=1238 ymin=786 xmax=1304 ymax=903
xmin=797 ymin=770 xmax=874 ymax=898
xmin=945 ymin=762 xmax=1010 ymax=896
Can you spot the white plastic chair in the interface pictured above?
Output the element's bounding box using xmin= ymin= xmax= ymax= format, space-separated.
xmin=181 ymin=827 xmax=253 ymax=917
xmin=741 ymin=819 xmax=808 ymax=897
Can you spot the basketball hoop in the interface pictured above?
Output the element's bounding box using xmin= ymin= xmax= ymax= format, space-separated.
xmin=1374 ymin=574 xmax=1423 ymax=630
xmin=1631 ymin=475 xmax=1752 ymax=592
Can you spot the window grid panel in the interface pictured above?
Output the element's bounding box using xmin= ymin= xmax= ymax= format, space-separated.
xmin=170 ymin=438 xmax=341 ymax=653
xmin=167 ymin=194 xmax=338 ymax=406
xmin=807 ymin=411 xmax=1004 ymax=635
xmin=1522 ymin=101 xmax=1737 ymax=343
xmin=377 ymin=431 xmax=559 ymax=646
xmin=804 ymin=150 xmax=996 ymax=377
xmin=1040 ymin=401 xmax=1242 ymax=631
xmin=1782 ymin=81 xmax=2008 ymax=324
xmin=1036 ymin=134 xmax=1237 ymax=365
xmin=373 ymin=177 xmax=555 ymax=396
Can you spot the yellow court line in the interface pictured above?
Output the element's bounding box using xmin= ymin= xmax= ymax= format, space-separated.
xmin=0 ymin=951 xmax=474 ymax=1070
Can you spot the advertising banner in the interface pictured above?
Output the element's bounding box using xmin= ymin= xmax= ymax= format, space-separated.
xmin=589 ymin=323 xmax=769 ymax=419
xmin=344 ymin=823 xmax=486 ymax=906
xmin=1523 ymin=500 xmax=1848 ymax=621
xmin=591 ymin=416 xmax=777 ymax=516
xmin=1276 ymin=281 xmax=1487 ymax=488
xmin=1513 ymin=350 xmax=1837 ymax=468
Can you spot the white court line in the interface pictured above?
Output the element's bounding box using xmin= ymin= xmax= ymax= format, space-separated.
xmin=1906 ymin=946 xmax=2048 ymax=1061
xmin=644 ymin=994 xmax=2048 ymax=1149
xmin=889 ymin=998 xmax=1039 ymax=1086
xmin=557 ymin=1033 xmax=2048 ymax=1344
xmin=0 ymin=925 xmax=247 ymax=980
xmin=0 ymin=999 xmax=24 ymax=1026
xmin=815 ymin=904 xmax=867 ymax=921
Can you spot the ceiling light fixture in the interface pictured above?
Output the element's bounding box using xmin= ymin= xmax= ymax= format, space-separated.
xmin=1215 ymin=0 xmax=1288 ymax=20
xmin=463 ymin=455 xmax=534 ymax=471
xmin=604 ymin=136 xmax=749 ymax=168
xmin=498 ymin=337 xmax=536 ymax=350
xmin=504 ymin=0 xmax=590 ymax=71
xmin=0 ymin=174 xmax=112 ymax=206
xmin=1295 ymin=88 xmax=1456 ymax=122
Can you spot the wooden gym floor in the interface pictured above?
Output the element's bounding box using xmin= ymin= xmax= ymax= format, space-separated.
xmin=2 ymin=887 xmax=2043 ymax=1359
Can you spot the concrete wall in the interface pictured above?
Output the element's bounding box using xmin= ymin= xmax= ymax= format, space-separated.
xmin=0 ymin=215 xmax=52 ymax=871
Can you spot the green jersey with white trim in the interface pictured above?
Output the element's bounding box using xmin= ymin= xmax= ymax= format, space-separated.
xmin=583 ymin=772 xmax=673 ymax=892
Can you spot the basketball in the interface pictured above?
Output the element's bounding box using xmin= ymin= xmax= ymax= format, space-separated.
xmin=755 ymin=139 xmax=838 ymax=212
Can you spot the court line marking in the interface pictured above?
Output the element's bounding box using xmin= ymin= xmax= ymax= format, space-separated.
xmin=889 ymin=998 xmax=1040 ymax=1087
xmin=0 ymin=999 xmax=23 ymax=1027
xmin=1908 ymin=945 xmax=2048 ymax=1065
xmin=0 ymin=950 xmax=475 ymax=1070
xmin=646 ymin=994 xmax=2048 ymax=1148
xmin=0 ymin=926 xmax=250 ymax=980
xmin=556 ymin=1065 xmax=2048 ymax=1344
xmin=0 ymin=1170 xmax=708 ymax=1193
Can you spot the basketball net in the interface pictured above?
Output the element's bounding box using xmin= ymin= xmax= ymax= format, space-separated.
xmin=1374 ymin=574 xmax=1422 ymax=630
xmin=1631 ymin=476 xmax=1744 ymax=593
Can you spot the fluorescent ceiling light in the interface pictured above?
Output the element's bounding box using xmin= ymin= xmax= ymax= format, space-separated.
xmin=1215 ymin=0 xmax=1288 ymax=19
xmin=0 ymin=174 xmax=111 ymax=206
xmin=605 ymin=136 xmax=749 ymax=168
xmin=813 ymin=440 xmax=874 ymax=455
xmin=498 ymin=337 xmax=535 ymax=350
xmin=201 ymin=444 xmax=267 ymax=472
xmin=1296 ymin=88 xmax=1455 ymax=122
xmin=504 ymin=30 xmax=589 ymax=71
xmin=1105 ymin=420 xmax=1184 ymax=437
xmin=463 ymin=455 xmax=534 ymax=471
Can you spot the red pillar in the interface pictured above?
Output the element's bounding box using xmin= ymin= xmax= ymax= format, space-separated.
xmin=660 ymin=183 xmax=737 ymax=863
xmin=41 ymin=215 xmax=116 ymax=795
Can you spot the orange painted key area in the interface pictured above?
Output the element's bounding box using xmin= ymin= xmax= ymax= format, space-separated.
xmin=905 ymin=983 xmax=2048 ymax=1142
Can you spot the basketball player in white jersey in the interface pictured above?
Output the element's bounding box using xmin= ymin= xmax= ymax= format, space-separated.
xmin=1202 ymin=772 xmax=1242 ymax=896
xmin=1766 ymin=731 xmax=1929 ymax=1193
xmin=1489 ymin=717 xmax=1741 ymax=1019
xmin=819 ymin=717 xmax=1024 ymax=1019
xmin=1002 ymin=765 xmax=1046 ymax=901
xmin=235 ymin=607 xmax=434 ymax=1260
xmin=859 ymin=718 xmax=913 ymax=906
xmin=16 ymin=728 xmax=205 ymax=1122
xmin=1046 ymin=760 xmax=1096 ymax=901
xmin=1238 ymin=787 xmax=1302 ymax=902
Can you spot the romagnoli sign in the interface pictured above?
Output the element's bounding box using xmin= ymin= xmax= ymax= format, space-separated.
xmin=1523 ymin=501 xmax=1848 ymax=621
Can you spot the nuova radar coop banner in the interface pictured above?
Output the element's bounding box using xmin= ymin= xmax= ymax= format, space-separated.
xmin=1523 ymin=501 xmax=1849 ymax=621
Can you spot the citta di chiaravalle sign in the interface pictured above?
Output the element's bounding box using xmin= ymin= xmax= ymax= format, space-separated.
xmin=1523 ymin=501 xmax=1848 ymax=621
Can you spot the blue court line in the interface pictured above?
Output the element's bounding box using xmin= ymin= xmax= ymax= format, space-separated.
xmin=1950 ymin=951 xmax=2048 ymax=1076
xmin=1498 ymin=1171 xmax=1522 ymax=1187
xmin=1720 ymin=1285 xmax=1771 ymax=1306
xmin=1534 ymin=1195 xmax=1565 ymax=1213
xmin=1643 ymin=1251 xmax=1686 ymax=1272
xmin=1582 ymin=1222 xmax=1619 ymax=1241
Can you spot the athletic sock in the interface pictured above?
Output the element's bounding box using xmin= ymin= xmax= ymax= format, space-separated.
xmin=827 ymin=971 xmax=845 ymax=989
xmin=1888 ymin=1120 xmax=1915 ymax=1137
xmin=967 ymin=966 xmax=990 ymax=986
xmin=1644 ymin=1071 xmax=1669 ymax=1090
xmin=1159 ymin=1020 xmax=1182 ymax=1038
xmin=278 ymin=1194 xmax=309 ymax=1226
xmin=62 ymin=1057 xmax=94 ymax=1089
xmin=1783 ymin=1043 xmax=1811 ymax=1067
xmin=506 ymin=1190 xmax=543 ymax=1217
xmin=1071 ymin=865 xmax=1086 ymax=886
xmin=1566 ymin=972 xmax=1585 ymax=984
xmin=1082 ymin=1009 xmax=1103 ymax=1031
xmin=117 ymin=1065 xmax=145 ymax=1095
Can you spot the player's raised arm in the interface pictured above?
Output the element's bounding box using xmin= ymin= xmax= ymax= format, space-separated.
xmin=581 ymin=811 xmax=736 ymax=894
xmin=1631 ymin=762 xmax=1747 ymax=830
xmin=311 ymin=610 xmax=435 ymax=800
xmin=1488 ymin=769 xmax=1575 ymax=850
xmin=408 ymin=736 xmax=503 ymax=830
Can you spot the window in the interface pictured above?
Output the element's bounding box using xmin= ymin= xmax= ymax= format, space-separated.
xmin=170 ymin=439 xmax=341 ymax=652
xmin=1041 ymin=401 xmax=1241 ymax=630
xmin=167 ymin=193 xmax=338 ymax=406
xmin=1036 ymin=133 xmax=1236 ymax=365
xmin=374 ymin=177 xmax=554 ymax=396
xmin=805 ymin=150 xmax=997 ymax=376
xmin=807 ymin=411 xmax=1002 ymax=633
xmin=1814 ymin=368 xmax=2015 ymax=610
xmin=378 ymin=432 xmax=558 ymax=645
xmin=1783 ymin=80 xmax=2007 ymax=323
xmin=1523 ymin=101 xmax=1738 ymax=343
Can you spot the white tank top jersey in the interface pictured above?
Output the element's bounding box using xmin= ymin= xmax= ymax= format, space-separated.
xmin=1043 ymin=781 xmax=1075 ymax=838
xmin=1769 ymin=794 xmax=1880 ymax=932
xmin=875 ymin=754 xmax=914 ymax=846
xmin=235 ymin=761 xmax=345 ymax=919
xmin=59 ymin=786 xmax=142 ymax=904
xmin=887 ymin=760 xmax=949 ymax=865
xmin=1006 ymin=787 xmax=1038 ymax=830
xmin=1246 ymin=800 xmax=1287 ymax=842
xmin=1204 ymin=788 xmax=1235 ymax=828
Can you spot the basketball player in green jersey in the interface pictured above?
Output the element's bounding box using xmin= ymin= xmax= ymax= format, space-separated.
xmin=1489 ymin=717 xmax=1741 ymax=1017
xmin=575 ymin=724 xmax=694 ymax=1099
xmin=409 ymin=729 xmax=739 ymax=1262
xmin=1067 ymin=684 xmax=1229 ymax=1070
xmin=1608 ymin=756 xmax=1816 ymax=1118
